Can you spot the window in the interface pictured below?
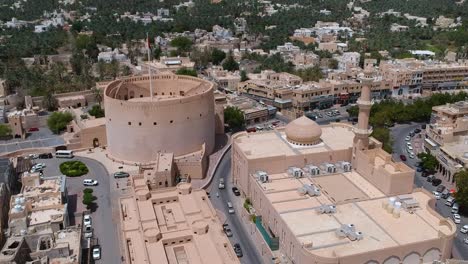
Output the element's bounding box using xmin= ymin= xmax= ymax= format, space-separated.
xmin=153 ymin=122 xmax=157 ymax=125
xmin=128 ymin=122 xmax=131 ymax=125
xmin=139 ymin=122 xmax=142 ymax=126
xmin=170 ymin=120 xmax=173 ymax=123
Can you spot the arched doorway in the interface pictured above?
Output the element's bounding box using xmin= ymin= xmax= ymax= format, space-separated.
xmin=93 ymin=138 xmax=100 ymax=148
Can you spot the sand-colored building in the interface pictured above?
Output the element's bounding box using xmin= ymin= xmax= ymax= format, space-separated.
xmin=0 ymin=174 xmax=81 ymax=264
xmin=119 ymin=181 xmax=239 ymax=264
xmin=104 ymin=73 xmax=219 ymax=179
xmin=425 ymin=101 xmax=468 ymax=184
xmin=231 ymin=70 xmax=456 ymax=264
xmin=148 ymin=56 xmax=195 ymax=73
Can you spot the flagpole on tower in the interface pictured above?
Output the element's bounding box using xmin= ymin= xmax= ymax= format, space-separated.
xmin=147 ymin=32 xmax=154 ymax=101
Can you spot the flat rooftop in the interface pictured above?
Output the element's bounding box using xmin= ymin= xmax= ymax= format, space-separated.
xmin=120 ymin=184 xmax=239 ymax=264
xmin=253 ymin=170 xmax=453 ymax=258
xmin=234 ymin=123 xmax=354 ymax=159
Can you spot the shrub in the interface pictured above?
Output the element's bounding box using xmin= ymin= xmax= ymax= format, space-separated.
xmin=83 ymin=188 xmax=93 ymax=194
xmin=47 ymin=112 xmax=73 ymax=134
xmin=60 ymin=161 xmax=89 ymax=177
xmin=88 ymin=105 xmax=105 ymax=118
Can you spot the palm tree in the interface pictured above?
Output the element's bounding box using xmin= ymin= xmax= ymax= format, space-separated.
xmin=92 ymin=87 xmax=103 ymax=106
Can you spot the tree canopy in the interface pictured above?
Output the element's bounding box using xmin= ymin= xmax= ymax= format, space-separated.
xmin=224 ymin=106 xmax=245 ymax=130
xmin=455 ymin=170 xmax=468 ymax=209
xmin=47 ymin=112 xmax=73 ymax=134
xmin=176 ymin=67 xmax=197 ymax=77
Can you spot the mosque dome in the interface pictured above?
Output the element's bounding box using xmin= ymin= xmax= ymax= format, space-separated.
xmin=285 ymin=116 xmax=322 ymax=145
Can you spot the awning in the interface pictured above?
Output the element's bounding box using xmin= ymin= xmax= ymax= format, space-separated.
xmin=424 ymin=138 xmax=437 ymax=147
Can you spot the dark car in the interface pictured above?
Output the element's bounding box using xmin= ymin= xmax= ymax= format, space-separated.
xmin=232 ymin=187 xmax=241 ymax=196
xmin=432 ymin=178 xmax=442 ymax=186
xmin=414 ymin=128 xmax=421 ymax=134
xmin=233 ymin=243 xmax=243 ymax=258
xmin=113 ymin=171 xmax=130 ymax=178
xmin=436 ymin=185 xmax=446 ymax=193
xmin=38 ymin=153 xmax=53 ymax=159
xmin=421 ymin=171 xmax=430 ymax=177
xmin=224 ymin=227 xmax=233 ymax=237
xmin=416 ymin=167 xmax=423 ymax=172
xmin=421 ymin=124 xmax=426 ymax=129
xmin=427 ymin=175 xmax=435 ymax=182
xmin=400 ymin=155 xmax=407 ymax=161
xmin=28 ymin=127 xmax=39 ymax=132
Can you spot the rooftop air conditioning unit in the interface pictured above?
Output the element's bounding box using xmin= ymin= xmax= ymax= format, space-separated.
xmin=308 ymin=165 xmax=320 ymax=176
xmin=260 ymin=174 xmax=269 ymax=183
xmin=342 ymin=162 xmax=352 ymax=172
xmin=317 ymin=204 xmax=336 ymax=214
xmin=303 ymin=184 xmax=321 ymax=196
xmin=326 ymin=164 xmax=337 ymax=173
xmin=288 ymin=167 xmax=303 ymax=178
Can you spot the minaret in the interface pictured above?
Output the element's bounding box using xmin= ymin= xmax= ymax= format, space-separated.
xmin=353 ymin=68 xmax=374 ymax=151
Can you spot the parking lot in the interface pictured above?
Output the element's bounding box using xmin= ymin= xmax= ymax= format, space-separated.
xmin=0 ymin=127 xmax=64 ymax=153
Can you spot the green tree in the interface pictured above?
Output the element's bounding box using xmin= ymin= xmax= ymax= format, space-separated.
xmin=222 ymin=53 xmax=239 ymax=71
xmin=371 ymin=127 xmax=393 ymax=153
xmin=295 ymin=66 xmax=323 ymax=82
xmin=92 ymin=87 xmax=103 ymax=106
xmin=47 ymin=112 xmax=73 ymax=134
xmin=240 ymin=70 xmax=249 ymax=82
xmin=455 ymin=170 xmax=468 ymax=209
xmin=224 ymin=106 xmax=245 ymax=130
xmin=43 ymin=90 xmax=58 ymax=111
xmin=328 ymin=59 xmax=339 ymax=69
xmin=176 ymin=67 xmax=197 ymax=77
xmin=417 ymin=153 xmax=439 ymax=173
xmin=88 ymin=105 xmax=105 ymax=118
xmin=170 ymin=37 xmax=193 ymax=52
xmin=82 ymin=191 xmax=97 ymax=209
xmin=211 ymin=48 xmax=226 ymax=65
xmin=0 ymin=124 xmax=12 ymax=137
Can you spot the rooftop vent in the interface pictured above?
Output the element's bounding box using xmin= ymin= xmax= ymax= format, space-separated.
xmin=298 ymin=184 xmax=321 ymax=196
xmin=256 ymin=171 xmax=269 ymax=183
xmin=305 ymin=165 xmax=320 ymax=176
xmin=316 ymin=204 xmax=336 ymax=214
xmin=336 ymin=224 xmax=363 ymax=241
xmin=325 ymin=163 xmax=337 ymax=173
xmin=340 ymin=161 xmax=352 ymax=172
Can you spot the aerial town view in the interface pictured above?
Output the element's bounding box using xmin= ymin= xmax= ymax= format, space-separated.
xmin=1 ymin=0 xmax=468 ymax=264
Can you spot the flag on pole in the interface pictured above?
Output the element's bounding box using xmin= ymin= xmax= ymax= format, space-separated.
xmin=146 ymin=34 xmax=151 ymax=50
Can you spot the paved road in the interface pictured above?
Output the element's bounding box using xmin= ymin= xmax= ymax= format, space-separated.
xmin=207 ymin=149 xmax=263 ymax=264
xmin=34 ymin=156 xmax=121 ymax=264
xmin=391 ymin=124 xmax=468 ymax=260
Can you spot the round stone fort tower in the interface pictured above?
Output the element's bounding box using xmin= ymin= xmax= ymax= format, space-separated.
xmin=103 ymin=73 xmax=215 ymax=163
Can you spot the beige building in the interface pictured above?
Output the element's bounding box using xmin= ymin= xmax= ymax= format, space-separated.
xmin=231 ymin=70 xmax=456 ymax=264
xmin=104 ymin=73 xmax=218 ymax=180
xmin=0 ymin=174 xmax=81 ymax=264
xmin=206 ymin=66 xmax=241 ymax=92
xmin=226 ymin=94 xmax=274 ymax=125
xmin=119 ymin=182 xmax=240 ymax=264
xmin=64 ymin=107 xmax=107 ymax=150
xmin=425 ymin=101 xmax=468 ymax=184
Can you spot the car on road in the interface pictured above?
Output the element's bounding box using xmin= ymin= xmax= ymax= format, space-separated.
xmin=436 ymin=185 xmax=446 ymax=193
xmin=28 ymin=127 xmax=39 ymax=132
xmin=232 ymin=187 xmax=241 ymax=196
xmin=233 ymin=243 xmax=243 ymax=258
xmin=421 ymin=171 xmax=430 ymax=177
xmin=33 ymin=163 xmax=46 ymax=169
xmin=414 ymin=128 xmax=421 ymax=134
xmin=83 ymin=179 xmax=98 ymax=186
xmin=218 ymin=178 xmax=225 ymax=189
xmin=431 ymin=178 xmax=442 ymax=186
xmin=441 ymin=189 xmax=450 ymax=199
xmin=452 ymin=203 xmax=459 ymax=214
xmin=427 ymin=175 xmax=435 ymax=182
xmin=460 ymin=225 xmax=468 ymax=234
xmin=432 ymin=191 xmax=441 ymax=200
xmin=113 ymin=171 xmax=130 ymax=178
xmin=227 ymin=202 xmax=235 ymax=214
xmin=399 ymin=155 xmax=407 ymax=161
xmin=464 ymin=237 xmax=468 ymax=245
xmin=405 ymin=136 xmax=411 ymax=141
xmin=416 ymin=167 xmax=423 ymax=172
xmin=453 ymin=214 xmax=461 ymax=224
xmin=317 ymin=113 xmax=323 ymax=118
xmin=446 ymin=196 xmax=456 ymax=207
xmin=406 ymin=142 xmax=412 ymax=147
xmin=92 ymin=245 xmax=101 ymax=260
xmin=28 ymin=154 xmax=39 ymax=159
xmin=409 ymin=132 xmax=415 ymax=137
xmin=83 ymin=215 xmax=92 ymax=226
xmin=409 ymin=153 xmax=415 ymax=159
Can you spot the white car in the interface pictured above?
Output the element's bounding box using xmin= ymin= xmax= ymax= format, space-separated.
xmin=406 ymin=142 xmax=412 ymax=147
xmin=83 ymin=215 xmax=92 ymax=226
xmin=432 ymin=191 xmax=441 ymax=200
xmin=83 ymin=179 xmax=98 ymax=186
xmin=227 ymin=202 xmax=235 ymax=214
xmin=92 ymin=246 xmax=101 ymax=260
xmin=460 ymin=225 xmax=468 ymax=234
xmin=464 ymin=237 xmax=468 ymax=245
xmin=34 ymin=163 xmax=46 ymax=169
xmin=409 ymin=154 xmax=415 ymax=159
xmin=405 ymin=136 xmax=411 ymax=141
xmin=453 ymin=214 xmax=461 ymax=224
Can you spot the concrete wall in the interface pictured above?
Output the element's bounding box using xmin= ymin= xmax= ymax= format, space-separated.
xmin=104 ymin=74 xmax=215 ymax=163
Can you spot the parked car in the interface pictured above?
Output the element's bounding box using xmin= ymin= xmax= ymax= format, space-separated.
xmin=431 ymin=178 xmax=442 ymax=186
xmin=460 ymin=225 xmax=468 ymax=234
xmin=28 ymin=127 xmax=39 ymax=132
xmin=246 ymin=127 xmax=256 ymax=133
xmin=464 ymin=237 xmax=468 ymax=245
xmin=92 ymin=245 xmax=101 ymax=260
xmin=432 ymin=191 xmax=441 ymax=200
xmin=436 ymin=185 xmax=446 ymax=193
xmin=421 ymin=124 xmax=426 ymax=129
xmin=416 ymin=167 xmax=423 ymax=172
xmin=409 ymin=132 xmax=415 ymax=137
xmin=441 ymin=189 xmax=450 ymax=199
xmin=414 ymin=128 xmax=421 ymax=134
xmin=224 ymin=227 xmax=233 ymax=237
xmin=409 ymin=153 xmax=415 ymax=159
xmin=427 ymin=175 xmax=435 ymax=182
xmin=453 ymin=214 xmax=461 ymax=224
xmin=84 ymin=225 xmax=93 ymax=238
xmin=445 ymin=196 xmax=456 ymax=207
xmin=405 ymin=136 xmax=411 ymax=141
xmin=38 ymin=153 xmax=53 ymax=159
xmin=421 ymin=171 xmax=430 ymax=177
xmin=113 ymin=171 xmax=130 ymax=178
xmin=83 ymin=215 xmax=92 ymax=226
xmin=233 ymin=243 xmax=243 ymax=258
xmin=452 ymin=203 xmax=459 ymax=214
xmin=232 ymin=187 xmax=241 ymax=196
xmin=227 ymin=202 xmax=235 ymax=214
xmin=83 ymin=179 xmax=98 ymax=186
xmin=400 ymin=155 xmax=407 ymax=161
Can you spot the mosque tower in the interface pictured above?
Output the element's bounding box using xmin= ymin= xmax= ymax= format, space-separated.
xmin=353 ymin=68 xmax=374 ymax=152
